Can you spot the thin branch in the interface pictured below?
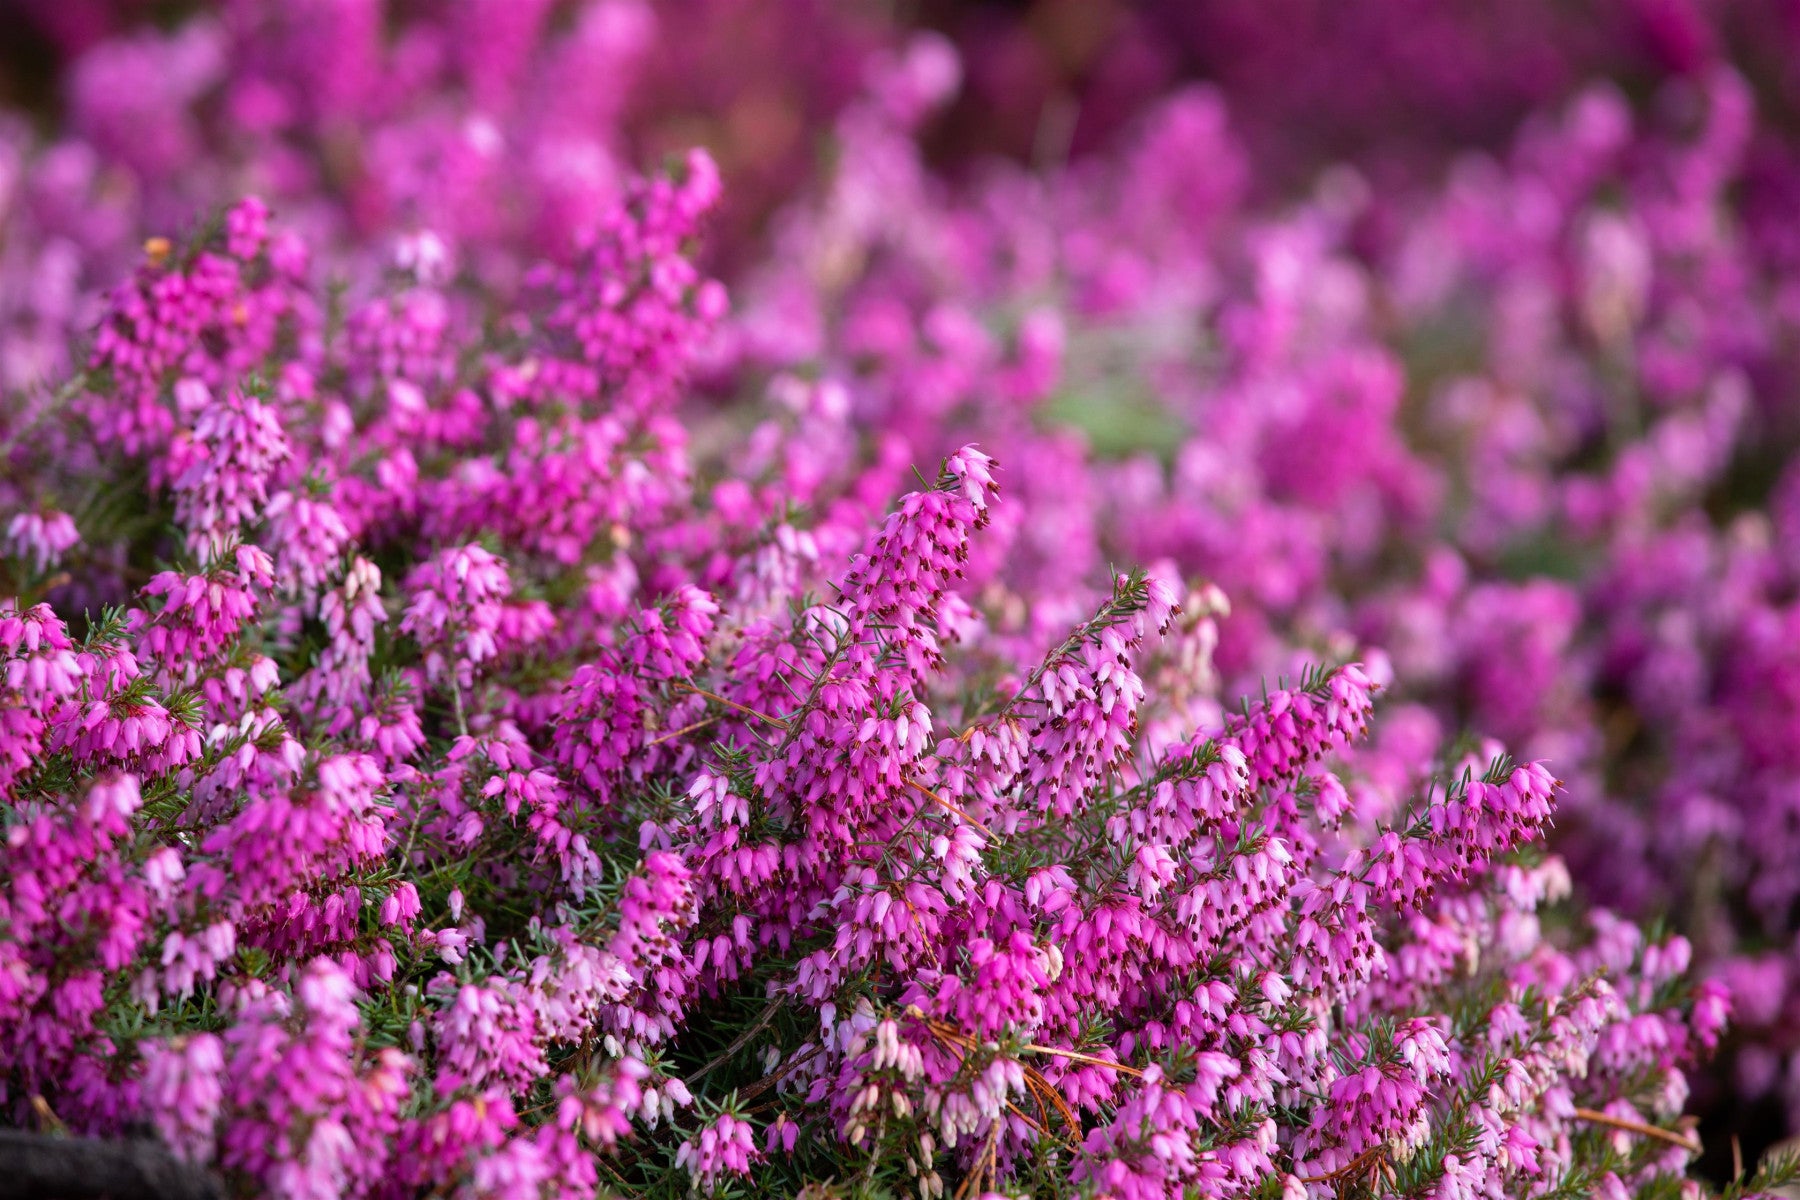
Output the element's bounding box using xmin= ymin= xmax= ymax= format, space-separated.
xmin=645 ymin=715 xmax=721 ymax=747
xmin=672 ymin=682 xmax=790 ymax=731
xmin=737 ymin=1043 xmax=822 ymax=1105
xmin=449 ymin=674 xmax=470 ymax=737
xmin=953 ymin=1122 xmax=1003 ymax=1200
xmin=1572 ymin=1107 xmax=1701 ymax=1154
xmin=921 ymin=1016 xmax=1142 ymax=1079
xmin=1004 ymin=1099 xmax=1078 ymax=1152
xmin=28 ymin=1095 xmax=66 ymax=1136
xmin=903 ymin=775 xmax=996 ymax=839
xmin=1022 ymin=1069 xmax=1082 ymax=1143
xmin=1020 ymin=1043 xmax=1145 ymax=1077
xmin=686 ymin=996 xmax=784 ymax=1087
xmin=1299 ymin=1144 xmax=1388 ymax=1184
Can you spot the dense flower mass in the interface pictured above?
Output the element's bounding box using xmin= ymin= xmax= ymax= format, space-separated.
xmin=5 ymin=2 xmax=1800 ymax=1198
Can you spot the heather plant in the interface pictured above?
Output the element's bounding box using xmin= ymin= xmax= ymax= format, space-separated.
xmin=8 ymin=1 xmax=1800 ymax=1196
xmin=720 ymin=40 xmax=1800 ymax=1146
xmin=0 ymin=172 xmax=1789 ymax=1200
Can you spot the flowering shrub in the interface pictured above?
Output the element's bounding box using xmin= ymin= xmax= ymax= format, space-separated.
xmin=0 ymin=175 xmax=1784 ymax=1199
xmin=7 ymin=1 xmax=1800 ymax=1197
xmin=719 ymin=38 xmax=1800 ymax=1147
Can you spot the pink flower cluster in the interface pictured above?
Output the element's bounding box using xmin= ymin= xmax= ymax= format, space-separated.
xmin=0 ymin=185 xmax=1754 ymax=1196
xmin=4 ymin=1 xmax=1800 ymax=1197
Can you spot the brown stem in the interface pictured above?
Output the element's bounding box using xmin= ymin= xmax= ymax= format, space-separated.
xmin=28 ymin=1095 xmax=66 ymax=1137
xmin=1023 ymin=1068 xmax=1081 ymax=1141
xmin=685 ymin=996 xmax=784 ymax=1087
xmin=1021 ymin=1043 xmax=1145 ymax=1077
xmin=645 ymin=714 xmax=721 ymax=747
xmin=903 ymin=775 xmax=996 ymax=839
xmin=1572 ymin=1106 xmax=1701 ymax=1154
xmin=1299 ymin=1144 xmax=1388 ymax=1184
xmin=953 ymin=1123 xmax=1003 ymax=1200
xmin=736 ymin=1043 xmax=822 ymax=1105
xmin=673 ymin=682 xmax=790 ymax=731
